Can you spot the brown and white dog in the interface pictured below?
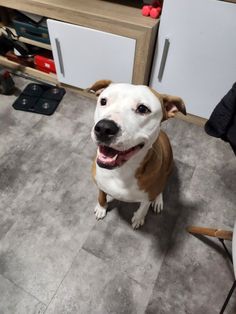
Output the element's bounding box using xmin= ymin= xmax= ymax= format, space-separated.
xmin=90 ymin=80 xmax=186 ymax=229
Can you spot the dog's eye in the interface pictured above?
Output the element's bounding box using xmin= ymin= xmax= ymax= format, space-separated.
xmin=100 ymin=98 xmax=107 ymax=106
xmin=136 ymin=104 xmax=151 ymax=114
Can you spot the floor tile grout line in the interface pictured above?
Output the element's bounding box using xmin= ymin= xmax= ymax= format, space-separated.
xmin=126 ymin=273 xmax=156 ymax=314
xmin=42 ymin=246 xmax=89 ymax=314
xmin=83 ymin=244 xmax=154 ymax=288
xmin=82 ymin=247 xmax=156 ymax=314
xmin=1 ymin=273 xmax=47 ymax=307
xmin=1 ymin=213 xmax=97 ymax=313
xmin=72 ymin=134 xmax=94 ymax=156
xmin=142 ymin=201 xmax=193 ymax=313
xmin=42 ymin=219 xmax=98 ymax=314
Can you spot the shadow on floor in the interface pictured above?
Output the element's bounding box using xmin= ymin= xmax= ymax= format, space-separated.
xmin=106 ymin=161 xmax=199 ymax=258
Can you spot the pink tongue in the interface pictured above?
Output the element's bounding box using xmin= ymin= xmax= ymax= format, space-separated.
xmin=98 ymin=146 xmax=118 ymax=164
xmin=98 ymin=145 xmax=140 ymax=166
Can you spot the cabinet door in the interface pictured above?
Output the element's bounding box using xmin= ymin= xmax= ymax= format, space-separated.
xmin=150 ymin=0 xmax=236 ymax=118
xmin=47 ymin=19 xmax=136 ymax=89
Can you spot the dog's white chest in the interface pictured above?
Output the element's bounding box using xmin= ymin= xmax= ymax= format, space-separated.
xmin=95 ymin=164 xmax=148 ymax=202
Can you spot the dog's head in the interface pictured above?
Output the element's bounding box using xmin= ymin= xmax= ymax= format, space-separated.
xmin=90 ymin=80 xmax=186 ymax=169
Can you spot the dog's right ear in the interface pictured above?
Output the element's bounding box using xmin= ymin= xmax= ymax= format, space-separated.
xmin=87 ymin=80 xmax=112 ymax=96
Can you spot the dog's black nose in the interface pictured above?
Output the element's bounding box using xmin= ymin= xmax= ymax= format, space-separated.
xmin=94 ymin=119 xmax=120 ymax=142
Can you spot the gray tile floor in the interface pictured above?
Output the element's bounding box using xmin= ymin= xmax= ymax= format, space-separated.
xmin=0 ymin=77 xmax=235 ymax=314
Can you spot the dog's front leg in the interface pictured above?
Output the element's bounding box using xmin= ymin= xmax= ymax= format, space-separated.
xmin=151 ymin=193 xmax=163 ymax=214
xmin=94 ymin=189 xmax=107 ymax=220
xmin=131 ymin=201 xmax=150 ymax=229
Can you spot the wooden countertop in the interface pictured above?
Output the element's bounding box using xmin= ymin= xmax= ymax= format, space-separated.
xmin=0 ymin=0 xmax=159 ymax=86
xmin=0 ymin=0 xmax=158 ymax=30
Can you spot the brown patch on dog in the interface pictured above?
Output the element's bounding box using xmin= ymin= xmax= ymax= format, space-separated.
xmin=88 ymin=80 xmax=112 ymax=96
xmin=162 ymin=94 xmax=186 ymax=118
xmin=92 ymin=159 xmax=96 ymax=182
xmin=135 ymin=130 xmax=173 ymax=201
xmin=98 ymin=189 xmax=107 ymax=207
xmin=149 ymin=88 xmax=186 ymax=121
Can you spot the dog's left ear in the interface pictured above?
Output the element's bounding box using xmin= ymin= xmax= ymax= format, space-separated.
xmin=161 ymin=94 xmax=186 ymax=120
xmin=87 ymin=80 xmax=112 ymax=96
xmin=149 ymin=88 xmax=186 ymax=121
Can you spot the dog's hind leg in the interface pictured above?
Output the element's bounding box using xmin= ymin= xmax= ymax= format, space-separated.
xmin=94 ymin=189 xmax=107 ymax=220
xmin=151 ymin=193 xmax=163 ymax=214
xmin=131 ymin=201 xmax=150 ymax=229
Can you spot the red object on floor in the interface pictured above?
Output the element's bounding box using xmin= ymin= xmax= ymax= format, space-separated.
xmin=34 ymin=55 xmax=56 ymax=74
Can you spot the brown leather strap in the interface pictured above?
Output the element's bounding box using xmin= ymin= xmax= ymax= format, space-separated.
xmin=187 ymin=226 xmax=233 ymax=241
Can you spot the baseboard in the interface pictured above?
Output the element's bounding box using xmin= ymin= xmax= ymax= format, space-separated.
xmin=176 ymin=112 xmax=207 ymax=127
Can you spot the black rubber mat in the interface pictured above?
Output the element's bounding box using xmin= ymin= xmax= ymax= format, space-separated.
xmin=12 ymin=83 xmax=66 ymax=115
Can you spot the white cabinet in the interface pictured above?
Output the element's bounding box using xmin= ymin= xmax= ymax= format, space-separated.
xmin=47 ymin=19 xmax=136 ymax=89
xmin=150 ymin=0 xmax=236 ymax=118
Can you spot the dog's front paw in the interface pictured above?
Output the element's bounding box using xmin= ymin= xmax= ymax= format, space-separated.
xmin=94 ymin=203 xmax=107 ymax=220
xmin=131 ymin=213 xmax=145 ymax=229
xmin=152 ymin=193 xmax=163 ymax=214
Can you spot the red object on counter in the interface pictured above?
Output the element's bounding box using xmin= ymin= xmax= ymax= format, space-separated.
xmin=34 ymin=55 xmax=56 ymax=74
xmin=150 ymin=7 xmax=161 ymax=19
xmin=142 ymin=5 xmax=152 ymax=16
xmin=141 ymin=1 xmax=162 ymax=19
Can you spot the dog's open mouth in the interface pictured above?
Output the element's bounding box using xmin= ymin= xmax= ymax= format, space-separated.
xmin=97 ymin=143 xmax=144 ymax=169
